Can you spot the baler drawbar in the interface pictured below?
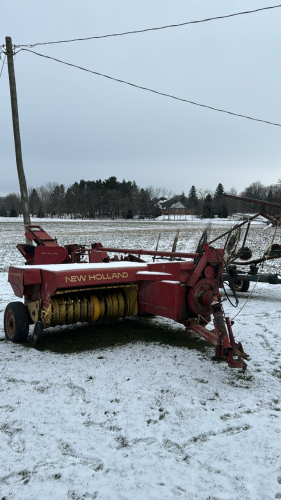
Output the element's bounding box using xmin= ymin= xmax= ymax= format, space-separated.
xmin=4 ymin=225 xmax=248 ymax=369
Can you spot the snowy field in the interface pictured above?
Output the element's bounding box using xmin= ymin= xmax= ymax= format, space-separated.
xmin=1 ymin=218 xmax=281 ymax=500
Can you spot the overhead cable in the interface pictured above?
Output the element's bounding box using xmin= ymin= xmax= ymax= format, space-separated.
xmin=12 ymin=4 xmax=281 ymax=47
xmin=22 ymin=49 xmax=281 ymax=128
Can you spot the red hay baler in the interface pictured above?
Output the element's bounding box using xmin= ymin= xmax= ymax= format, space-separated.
xmin=4 ymin=225 xmax=248 ymax=369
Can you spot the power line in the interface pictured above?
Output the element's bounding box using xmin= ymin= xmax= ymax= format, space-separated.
xmin=13 ymin=4 xmax=281 ymax=48
xmin=22 ymin=48 xmax=281 ymax=128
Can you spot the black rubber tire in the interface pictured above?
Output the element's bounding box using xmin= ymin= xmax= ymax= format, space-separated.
xmin=31 ymin=321 xmax=44 ymax=345
xmin=232 ymin=279 xmax=250 ymax=292
xmin=4 ymin=302 xmax=30 ymax=342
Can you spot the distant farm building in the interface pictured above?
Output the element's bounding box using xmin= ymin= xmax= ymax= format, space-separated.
xmin=159 ymin=200 xmax=195 ymax=217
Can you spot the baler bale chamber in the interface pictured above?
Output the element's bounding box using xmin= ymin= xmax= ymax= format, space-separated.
xmin=4 ymin=225 xmax=248 ymax=369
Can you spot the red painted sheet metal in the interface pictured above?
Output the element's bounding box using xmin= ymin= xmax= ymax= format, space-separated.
xmin=8 ymin=267 xmax=24 ymax=298
xmin=54 ymin=266 xmax=144 ymax=289
xmin=25 ymin=225 xmax=59 ymax=247
xmin=40 ymin=270 xmax=59 ymax=307
xmin=34 ymin=246 xmax=68 ymax=265
xmin=8 ymin=267 xmax=23 ymax=285
xmin=8 ymin=267 xmax=41 ymax=287
xmin=38 ymin=264 xmax=147 ymax=307
xmin=138 ymin=281 xmax=186 ymax=321
xmin=23 ymin=268 xmax=41 ymax=285
xmin=96 ymin=246 xmax=199 ymax=260
xmin=147 ymin=261 xmax=194 ymax=282
xmin=135 ymin=271 xmax=176 ymax=281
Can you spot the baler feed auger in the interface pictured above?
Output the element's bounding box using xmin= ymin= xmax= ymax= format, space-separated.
xmin=4 ymin=225 xmax=248 ymax=369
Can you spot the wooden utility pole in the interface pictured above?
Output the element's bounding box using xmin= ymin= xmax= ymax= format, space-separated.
xmin=5 ymin=36 xmax=31 ymax=242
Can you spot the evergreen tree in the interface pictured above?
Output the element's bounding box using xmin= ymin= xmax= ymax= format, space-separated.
xmin=188 ymin=185 xmax=198 ymax=217
xmin=0 ymin=206 xmax=7 ymax=217
xmin=188 ymin=186 xmax=198 ymax=204
xmin=29 ymin=188 xmax=40 ymax=216
xmin=140 ymin=188 xmax=150 ymax=218
xmin=202 ymin=194 xmax=213 ymax=218
xmin=126 ymin=208 xmax=134 ymax=219
xmin=9 ymin=207 xmax=18 ymax=217
xmin=103 ymin=176 xmax=118 ymax=190
xmin=214 ymin=183 xmax=224 ymax=198
xmin=214 ymin=183 xmax=228 ymax=218
xmin=180 ymin=191 xmax=187 ymax=204
xmin=221 ymin=203 xmax=228 ymax=218
xmin=153 ymin=204 xmax=162 ymax=218
xmin=267 ymin=189 xmax=273 ymax=202
xmin=264 ymin=189 xmax=274 ymax=216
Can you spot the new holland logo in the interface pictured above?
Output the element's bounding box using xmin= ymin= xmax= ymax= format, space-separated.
xmin=65 ymin=272 xmax=129 ymax=283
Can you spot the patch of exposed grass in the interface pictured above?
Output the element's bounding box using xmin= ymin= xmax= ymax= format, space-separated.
xmin=27 ymin=316 xmax=211 ymax=356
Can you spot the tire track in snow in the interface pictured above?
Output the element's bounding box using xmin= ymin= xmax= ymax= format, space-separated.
xmin=58 ymin=440 xmax=104 ymax=471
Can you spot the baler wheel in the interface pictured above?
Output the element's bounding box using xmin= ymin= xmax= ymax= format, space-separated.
xmin=4 ymin=302 xmax=30 ymax=343
xmin=31 ymin=321 xmax=44 ymax=345
xmin=232 ymin=279 xmax=250 ymax=292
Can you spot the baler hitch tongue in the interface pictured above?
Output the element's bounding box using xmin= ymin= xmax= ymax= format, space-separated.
xmin=212 ymin=303 xmax=248 ymax=370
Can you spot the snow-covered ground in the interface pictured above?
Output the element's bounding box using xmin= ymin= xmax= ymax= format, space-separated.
xmin=1 ymin=219 xmax=281 ymax=500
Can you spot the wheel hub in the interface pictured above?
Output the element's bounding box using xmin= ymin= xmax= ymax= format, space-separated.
xmin=6 ymin=311 xmax=15 ymax=338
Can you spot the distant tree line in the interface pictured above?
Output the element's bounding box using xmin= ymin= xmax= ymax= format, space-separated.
xmin=185 ymin=183 xmax=229 ymax=218
xmin=1 ymin=177 xmax=281 ymax=219
xmin=0 ymin=177 xmax=171 ymax=219
xmin=182 ymin=180 xmax=281 ymax=219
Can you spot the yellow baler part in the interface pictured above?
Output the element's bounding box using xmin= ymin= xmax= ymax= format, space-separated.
xmin=79 ymin=294 xmax=88 ymax=322
xmin=26 ymin=300 xmax=41 ymax=323
xmin=85 ymin=293 xmax=94 ymax=321
xmin=103 ymin=292 xmax=113 ymax=318
xmin=72 ymin=295 xmax=80 ymax=323
xmin=89 ymin=294 xmax=100 ymax=322
xmin=96 ymin=292 xmax=106 ymax=320
xmin=115 ymin=290 xmax=125 ymax=318
xmin=65 ymin=295 xmax=74 ymax=324
xmin=110 ymin=292 xmax=119 ymax=318
xmin=51 ymin=297 xmax=60 ymax=325
xmin=42 ymin=303 xmax=52 ymax=327
xmin=57 ymin=295 xmax=66 ymax=325
xmin=123 ymin=286 xmax=138 ymax=316
xmin=44 ymin=285 xmax=138 ymax=327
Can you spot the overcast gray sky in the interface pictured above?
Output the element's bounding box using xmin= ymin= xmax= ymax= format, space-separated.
xmin=1 ymin=0 xmax=281 ymax=197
